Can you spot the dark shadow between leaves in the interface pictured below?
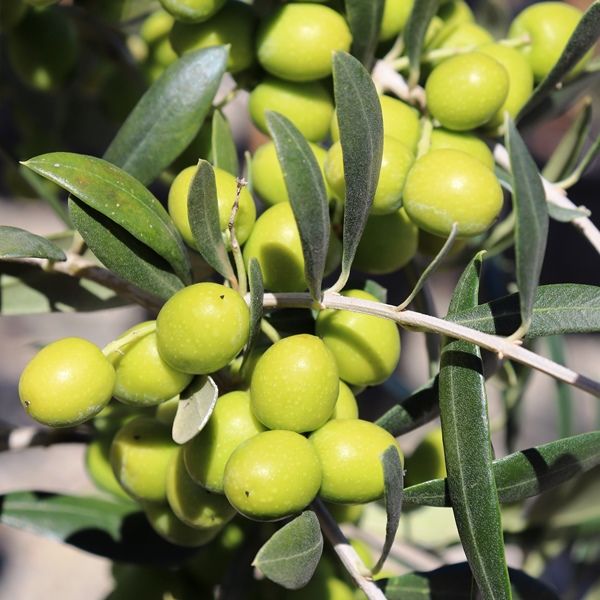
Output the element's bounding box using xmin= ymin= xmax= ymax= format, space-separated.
xmin=440 ymin=349 xmax=484 ymax=375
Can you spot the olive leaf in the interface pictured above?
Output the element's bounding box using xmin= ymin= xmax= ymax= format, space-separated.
xmin=0 ymin=226 xmax=66 ymax=261
xmin=344 ymin=0 xmax=385 ymax=68
xmin=404 ymin=0 xmax=441 ymax=86
xmin=211 ymin=110 xmax=239 ymax=176
xmin=172 ymin=376 xmax=219 ymax=445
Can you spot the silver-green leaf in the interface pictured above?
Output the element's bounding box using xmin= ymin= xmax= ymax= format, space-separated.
xmin=0 ymin=226 xmax=66 ymax=261
xmin=172 ymin=376 xmax=218 ymax=445
xmin=211 ymin=109 xmax=239 ymax=176
xmin=404 ymin=0 xmax=441 ymax=85
xmin=344 ymin=0 xmax=385 ymax=68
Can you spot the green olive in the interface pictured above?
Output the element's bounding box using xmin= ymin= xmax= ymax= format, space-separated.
xmin=331 ymin=381 xmax=359 ymax=420
xmin=353 ymin=208 xmax=418 ymax=274
xmin=159 ymin=0 xmax=225 ymax=23
xmin=425 ymin=52 xmax=509 ymax=131
xmin=19 ymin=337 xmax=115 ymax=427
xmin=437 ymin=1 xmax=473 ymax=31
xmin=429 ymin=22 xmax=493 ymax=59
xmin=184 ymin=390 xmax=266 ymax=493
xmin=110 ymin=416 xmax=178 ymax=503
xmin=153 ymin=37 xmax=177 ymax=68
xmin=404 ymin=427 xmax=447 ymax=487
xmin=223 ymin=430 xmax=322 ymax=520
xmin=156 ymin=282 xmax=250 ymax=375
xmin=250 ymin=334 xmax=339 ymax=432
xmin=169 ymin=1 xmax=256 ymax=73
xmin=168 ymin=164 xmax=256 ymax=250
xmin=140 ymin=10 xmax=174 ymax=45
xmin=309 ymin=419 xmax=403 ymax=503
xmin=417 ymin=228 xmax=466 ymax=258
xmin=155 ymin=396 xmax=180 ymax=425
xmin=248 ymin=77 xmax=333 ymax=143
xmin=256 ymin=4 xmax=352 ymax=82
xmin=379 ymin=0 xmax=414 ymax=42
xmin=429 ymin=128 xmax=493 ymax=169
xmin=403 ymin=148 xmax=504 ymax=237
xmin=86 ymin=437 xmax=132 ymax=501
xmin=316 ymin=290 xmax=401 ymax=387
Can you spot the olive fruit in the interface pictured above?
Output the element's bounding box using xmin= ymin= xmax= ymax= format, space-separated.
xmin=111 ymin=322 xmax=192 ymax=407
xmin=353 ymin=208 xmax=418 ymax=274
xmin=250 ymin=334 xmax=339 ymax=432
xmin=184 ymin=390 xmax=266 ymax=493
xmin=169 ymin=1 xmax=256 ymax=73
xmin=166 ymin=448 xmax=236 ymax=529
xmin=19 ymin=337 xmax=115 ymax=427
xmin=159 ymin=0 xmax=225 ymax=23
xmin=404 ymin=427 xmax=447 ymax=487
xmin=425 ymin=52 xmax=509 ymax=131
xmin=110 ymin=416 xmax=178 ymax=503
xmin=140 ymin=10 xmax=174 ymax=45
xmin=223 ymin=430 xmax=322 ymax=520
xmin=508 ymin=2 xmax=591 ymax=82
xmin=310 ymin=419 xmax=403 ymax=504
xmin=429 ymin=22 xmax=493 ymax=58
xmin=379 ymin=0 xmax=414 ymax=42
xmin=403 ymin=149 xmax=503 ymax=237
xmin=256 ymin=4 xmax=352 ymax=82
xmin=331 ymin=381 xmax=359 ymax=420
xmin=437 ymin=1 xmax=474 ymax=31
xmin=325 ymin=136 xmax=414 ymax=215
xmin=168 ymin=165 xmax=256 ymax=250
xmin=429 ymin=128 xmax=493 ymax=169
xmin=156 ymin=283 xmax=249 ymax=375
xmin=316 ymin=290 xmax=401 ymax=387
xmin=86 ymin=437 xmax=131 ymax=500
xmin=248 ymin=77 xmax=333 ymax=143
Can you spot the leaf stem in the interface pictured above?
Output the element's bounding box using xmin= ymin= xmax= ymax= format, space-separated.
xmin=101 ymin=321 xmax=157 ymax=359
xmin=229 ymin=178 xmax=248 ymax=296
xmin=259 ymin=318 xmax=281 ymax=344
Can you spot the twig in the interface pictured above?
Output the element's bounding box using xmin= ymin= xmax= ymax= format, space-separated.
xmin=228 ymin=178 xmax=248 ymax=296
xmin=313 ymin=500 xmax=387 ymax=600
xmin=0 ymin=424 xmax=92 ymax=451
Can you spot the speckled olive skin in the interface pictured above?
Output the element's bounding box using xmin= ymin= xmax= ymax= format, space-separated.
xmin=256 ymin=4 xmax=351 ymax=82
xmin=19 ymin=337 xmax=115 ymax=427
xmin=429 ymin=22 xmax=492 ymax=57
xmin=248 ymin=77 xmax=333 ymax=143
xmin=167 ymin=448 xmax=235 ymax=529
xmin=325 ymin=136 xmax=414 ymax=215
xmin=250 ymin=334 xmax=339 ymax=432
xmin=169 ymin=1 xmax=256 ymax=73
xmin=144 ymin=502 xmax=222 ymax=546
xmin=478 ymin=43 xmax=534 ymax=130
xmin=223 ymin=430 xmax=322 ymax=520
xmin=426 ymin=52 xmax=508 ymax=131
xmin=403 ymin=149 xmax=503 ymax=237
xmin=156 ymin=283 xmax=250 ymax=375
xmin=168 ymin=165 xmax=256 ymax=250
xmin=184 ymin=390 xmax=266 ymax=493
xmin=429 ymin=128 xmax=494 ymax=169
xmin=331 ymin=95 xmax=421 ymax=154
xmin=509 ymin=2 xmax=591 ymax=83
xmin=251 ymin=140 xmax=330 ymax=205
xmin=353 ymin=208 xmax=418 ymax=274
xmin=111 ymin=323 xmax=192 ymax=407
xmin=317 ymin=290 xmax=401 ymax=387
xmin=331 ymin=381 xmax=359 ymax=420
xmin=404 ymin=427 xmax=447 ymax=487
xmin=310 ymin=419 xmax=403 ymax=504
xmin=159 ymin=0 xmax=225 ymax=23
xmin=86 ymin=437 xmax=131 ymax=500
xmin=379 ymin=0 xmax=414 ymax=41
xmin=110 ymin=416 xmax=178 ymax=503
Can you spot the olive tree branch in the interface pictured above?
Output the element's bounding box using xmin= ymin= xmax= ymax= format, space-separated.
xmin=260 ymin=292 xmax=600 ymax=397
xmin=0 ymin=424 xmax=92 ymax=452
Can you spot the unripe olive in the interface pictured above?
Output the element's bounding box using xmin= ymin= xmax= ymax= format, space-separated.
xmin=404 ymin=427 xmax=447 ymax=487
xmin=353 ymin=208 xmax=418 ymax=274
xmin=325 ymin=136 xmax=414 ymax=215
xmin=251 ymin=140 xmax=331 ymax=206
xmin=248 ymin=77 xmax=333 ymax=143
xmin=184 ymin=390 xmax=266 ymax=493
xmin=290 ymin=569 xmax=355 ymax=600
xmin=19 ymin=337 xmax=115 ymax=427
xmin=169 ymin=1 xmax=256 ymax=73
xmin=250 ymin=334 xmax=339 ymax=432
xmin=317 ymin=290 xmax=400 ymax=387
xmin=168 ymin=164 xmax=256 ymax=250
xmin=156 ymin=282 xmax=250 ymax=375
xmin=437 ymin=1 xmax=473 ymax=31
xmin=310 ymin=419 xmax=403 ymax=503
xmin=140 ymin=10 xmax=174 ymax=45
xmin=429 ymin=128 xmax=493 ymax=169
xmin=167 ymin=448 xmax=236 ymax=529
xmin=425 ymin=52 xmax=509 ymax=131
xmin=403 ymin=148 xmax=503 ymax=237
xmin=379 ymin=0 xmax=414 ymax=42
xmin=86 ymin=437 xmax=132 ymax=500
xmin=417 ymin=229 xmax=466 ymax=258
xmin=144 ymin=502 xmax=221 ymax=547
xmin=331 ymin=381 xmax=359 ymax=420
xmin=508 ymin=2 xmax=591 ymax=82
xmin=111 ymin=322 xmax=192 ymax=407
xmin=159 ymin=0 xmax=225 ymax=23
xmin=223 ymin=430 xmax=322 ymax=520
xmin=331 ymin=95 xmax=421 ymax=154
xmin=429 ymin=22 xmax=493 ymax=58
xmin=256 ymin=4 xmax=352 ymax=82
xmin=110 ymin=416 xmax=178 ymax=503
xmin=93 ymin=403 xmax=142 ymax=436
xmin=326 ymin=502 xmax=364 ymax=524
xmin=155 ymin=396 xmax=180 ymax=425
xmin=153 ymin=37 xmax=177 ymax=68
xmin=242 ymin=203 xmax=342 ymax=292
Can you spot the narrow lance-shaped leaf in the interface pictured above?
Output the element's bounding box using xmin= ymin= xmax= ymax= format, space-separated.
xmin=518 ymin=1 xmax=600 ymax=121
xmin=211 ymin=110 xmax=239 ymax=176
xmin=547 ymin=203 xmax=591 ymax=223
xmin=449 ymin=284 xmax=600 ymax=337
xmin=439 ymin=251 xmax=511 ymax=600
xmin=330 ymin=51 xmax=383 ymax=292
xmin=172 ymin=376 xmax=218 ymax=445
xmin=22 ymin=152 xmax=192 ymax=285
xmin=267 ymin=111 xmax=330 ymax=300
xmin=246 ymin=258 xmax=264 ymax=356
xmin=188 ymin=160 xmax=236 ymax=282
xmin=506 ymin=117 xmax=549 ymax=336
xmin=404 ymin=0 xmax=441 ymax=86
xmin=104 ymin=46 xmax=228 ymax=186
xmin=0 ymin=226 xmax=66 ymax=261
xmin=547 ymin=336 xmax=572 ymax=439
xmin=253 ymin=511 xmax=323 ymax=590
xmin=344 ymin=0 xmax=385 ymax=68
